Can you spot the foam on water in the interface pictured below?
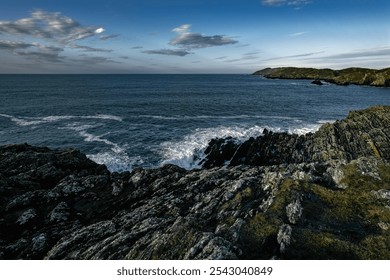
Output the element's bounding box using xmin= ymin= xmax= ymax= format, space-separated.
xmin=137 ymin=114 xmax=296 ymax=121
xmin=0 ymin=113 xmax=134 ymax=172
xmin=0 ymin=114 xmax=123 ymax=126
xmin=288 ymin=123 xmax=322 ymax=135
xmin=87 ymin=152 xmax=143 ymax=173
xmin=160 ymin=125 xmax=270 ymax=169
xmin=317 ymin=119 xmax=336 ymax=124
xmin=63 ymin=123 xmax=137 ymax=172
xmin=160 ymin=122 xmax=323 ymax=170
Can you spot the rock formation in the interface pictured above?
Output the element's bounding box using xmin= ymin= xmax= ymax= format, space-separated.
xmin=1 ymin=106 xmax=390 ymax=260
xmin=253 ymin=67 xmax=390 ymax=87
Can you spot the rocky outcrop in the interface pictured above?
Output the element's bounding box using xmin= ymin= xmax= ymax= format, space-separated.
xmin=311 ymin=79 xmax=323 ymax=85
xmin=253 ymin=67 xmax=390 ymax=87
xmin=1 ymin=106 xmax=390 ymax=260
xmin=201 ymin=106 xmax=390 ymax=168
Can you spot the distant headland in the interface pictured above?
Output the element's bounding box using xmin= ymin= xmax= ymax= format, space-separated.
xmin=253 ymin=67 xmax=390 ymax=87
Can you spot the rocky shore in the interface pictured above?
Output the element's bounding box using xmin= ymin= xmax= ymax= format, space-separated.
xmin=1 ymin=106 xmax=390 ymax=259
xmin=253 ymin=67 xmax=390 ymax=87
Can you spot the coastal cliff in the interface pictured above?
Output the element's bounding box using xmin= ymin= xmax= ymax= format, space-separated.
xmin=253 ymin=67 xmax=390 ymax=87
xmin=1 ymin=106 xmax=390 ymax=259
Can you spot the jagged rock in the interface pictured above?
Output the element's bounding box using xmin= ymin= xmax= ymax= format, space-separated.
xmin=0 ymin=106 xmax=390 ymax=260
xmin=277 ymin=224 xmax=292 ymax=253
xmin=17 ymin=208 xmax=38 ymax=226
xmin=49 ymin=202 xmax=70 ymax=223
xmin=312 ymin=79 xmax=324 ymax=85
xmin=202 ymin=106 xmax=390 ymax=168
xmin=286 ymin=200 xmax=302 ymax=224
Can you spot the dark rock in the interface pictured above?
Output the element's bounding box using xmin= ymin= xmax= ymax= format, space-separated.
xmin=202 ymin=106 xmax=390 ymax=167
xmin=311 ymin=79 xmax=323 ymax=85
xmin=0 ymin=106 xmax=390 ymax=260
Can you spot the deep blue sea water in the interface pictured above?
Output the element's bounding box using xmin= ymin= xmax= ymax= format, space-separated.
xmin=1 ymin=74 xmax=389 ymax=172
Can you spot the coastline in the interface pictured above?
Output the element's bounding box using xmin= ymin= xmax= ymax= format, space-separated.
xmin=1 ymin=105 xmax=390 ymax=260
xmin=253 ymin=67 xmax=390 ymax=87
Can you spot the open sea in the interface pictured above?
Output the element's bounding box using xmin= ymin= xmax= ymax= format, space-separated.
xmin=1 ymin=74 xmax=389 ymax=172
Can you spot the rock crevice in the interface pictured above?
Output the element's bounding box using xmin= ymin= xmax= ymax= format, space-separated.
xmin=1 ymin=106 xmax=390 ymax=259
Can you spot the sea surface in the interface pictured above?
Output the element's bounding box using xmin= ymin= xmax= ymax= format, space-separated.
xmin=1 ymin=74 xmax=389 ymax=172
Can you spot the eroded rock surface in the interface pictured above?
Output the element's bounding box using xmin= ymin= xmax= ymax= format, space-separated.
xmin=1 ymin=106 xmax=390 ymax=260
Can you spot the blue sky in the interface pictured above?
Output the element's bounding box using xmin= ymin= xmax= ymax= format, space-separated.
xmin=0 ymin=0 xmax=389 ymax=73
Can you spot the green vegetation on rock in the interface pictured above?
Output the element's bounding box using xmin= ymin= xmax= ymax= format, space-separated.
xmin=1 ymin=106 xmax=390 ymax=259
xmin=253 ymin=67 xmax=390 ymax=87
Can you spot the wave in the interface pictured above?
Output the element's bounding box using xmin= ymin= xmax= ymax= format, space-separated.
xmin=87 ymin=152 xmax=143 ymax=173
xmin=317 ymin=119 xmax=336 ymax=124
xmin=160 ymin=122 xmax=322 ymax=170
xmin=0 ymin=113 xmax=123 ymax=126
xmin=160 ymin=125 xmax=271 ymax=169
xmin=136 ymin=114 xmax=297 ymax=121
xmin=63 ymin=123 xmax=137 ymax=172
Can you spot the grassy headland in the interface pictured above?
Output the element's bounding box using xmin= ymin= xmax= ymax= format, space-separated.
xmin=253 ymin=67 xmax=390 ymax=87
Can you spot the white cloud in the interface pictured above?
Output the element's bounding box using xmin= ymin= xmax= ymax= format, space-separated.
xmin=172 ymin=24 xmax=191 ymax=33
xmin=71 ymin=44 xmax=113 ymax=53
xmin=289 ymin=32 xmax=307 ymax=37
xmin=263 ymin=51 xmax=324 ymax=61
xmin=73 ymin=55 xmax=119 ymax=65
xmin=0 ymin=41 xmax=66 ymax=63
xmin=95 ymin=27 xmax=105 ymax=34
xmin=0 ymin=10 xmax=116 ymax=66
xmin=0 ymin=10 xmax=104 ymax=44
xmin=320 ymin=46 xmax=390 ymax=60
xmin=0 ymin=40 xmax=35 ymax=50
xmin=262 ymin=0 xmax=311 ymax=6
xmin=142 ymin=49 xmax=192 ymax=56
xmin=99 ymin=34 xmax=119 ymax=40
xmin=170 ymin=24 xmax=238 ymax=49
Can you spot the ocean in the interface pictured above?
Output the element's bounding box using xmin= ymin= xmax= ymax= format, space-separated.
xmin=1 ymin=74 xmax=389 ymax=172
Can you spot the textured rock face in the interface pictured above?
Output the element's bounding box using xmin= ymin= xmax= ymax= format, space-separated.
xmin=202 ymin=106 xmax=390 ymax=168
xmin=1 ymin=106 xmax=390 ymax=260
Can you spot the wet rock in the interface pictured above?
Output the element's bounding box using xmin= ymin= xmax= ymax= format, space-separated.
xmin=202 ymin=106 xmax=390 ymax=167
xmin=17 ymin=208 xmax=38 ymax=226
xmin=312 ymin=79 xmax=323 ymax=85
xmin=49 ymin=202 xmax=70 ymax=223
xmin=1 ymin=106 xmax=390 ymax=260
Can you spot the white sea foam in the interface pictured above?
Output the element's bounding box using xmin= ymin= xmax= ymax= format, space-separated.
xmin=87 ymin=152 xmax=143 ymax=173
xmin=64 ymin=123 xmax=136 ymax=172
xmin=288 ymin=124 xmax=322 ymax=135
xmin=0 ymin=114 xmax=123 ymax=126
xmin=64 ymin=123 xmax=126 ymax=154
xmin=317 ymin=119 xmax=336 ymax=124
xmin=160 ymin=125 xmax=268 ymax=169
xmin=160 ymin=122 xmax=324 ymax=170
xmin=137 ymin=114 xmax=296 ymax=121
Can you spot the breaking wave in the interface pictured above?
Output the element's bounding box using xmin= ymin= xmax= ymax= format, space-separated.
xmin=159 ymin=122 xmax=323 ymax=170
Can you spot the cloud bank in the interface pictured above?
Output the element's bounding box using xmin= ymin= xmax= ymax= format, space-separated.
xmin=170 ymin=24 xmax=238 ymax=49
xmin=143 ymin=24 xmax=238 ymax=58
xmin=0 ymin=10 xmax=104 ymax=44
xmin=142 ymin=49 xmax=192 ymax=56
xmin=0 ymin=10 xmax=117 ymax=66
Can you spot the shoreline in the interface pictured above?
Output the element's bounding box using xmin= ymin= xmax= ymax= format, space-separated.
xmin=1 ymin=105 xmax=390 ymax=260
xmin=253 ymin=67 xmax=390 ymax=87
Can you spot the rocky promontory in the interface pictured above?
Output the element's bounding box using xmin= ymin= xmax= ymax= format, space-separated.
xmin=1 ymin=106 xmax=390 ymax=259
xmin=253 ymin=67 xmax=390 ymax=87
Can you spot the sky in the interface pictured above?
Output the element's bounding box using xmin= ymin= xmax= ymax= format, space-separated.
xmin=0 ymin=0 xmax=389 ymax=74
